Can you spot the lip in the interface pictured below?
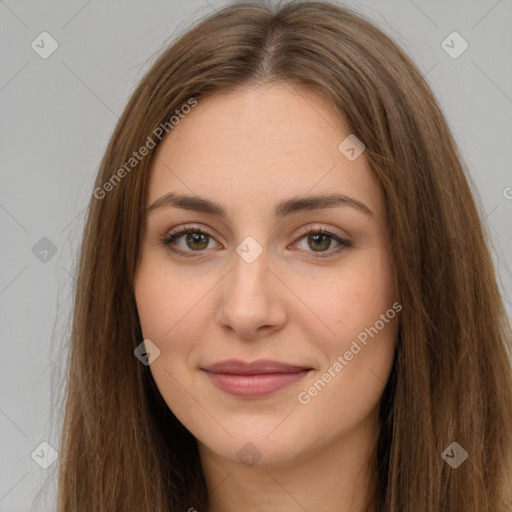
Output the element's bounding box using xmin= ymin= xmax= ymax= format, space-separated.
xmin=201 ymin=359 xmax=313 ymax=398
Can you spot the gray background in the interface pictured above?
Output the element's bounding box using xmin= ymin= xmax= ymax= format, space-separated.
xmin=1 ymin=0 xmax=511 ymax=510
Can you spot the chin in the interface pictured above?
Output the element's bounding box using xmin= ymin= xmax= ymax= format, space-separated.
xmin=195 ymin=416 xmax=321 ymax=469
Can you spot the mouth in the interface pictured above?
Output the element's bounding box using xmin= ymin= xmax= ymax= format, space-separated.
xmin=200 ymin=359 xmax=314 ymax=398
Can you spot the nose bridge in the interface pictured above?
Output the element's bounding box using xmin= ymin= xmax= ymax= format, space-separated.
xmin=215 ymin=234 xmax=285 ymax=337
xmin=229 ymin=236 xmax=270 ymax=299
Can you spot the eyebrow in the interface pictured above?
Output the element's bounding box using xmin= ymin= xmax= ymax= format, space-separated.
xmin=146 ymin=192 xmax=373 ymax=218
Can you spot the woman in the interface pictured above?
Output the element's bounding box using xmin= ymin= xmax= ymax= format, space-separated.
xmin=57 ymin=1 xmax=512 ymax=511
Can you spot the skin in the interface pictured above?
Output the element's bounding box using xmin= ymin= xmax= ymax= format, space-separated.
xmin=134 ymin=83 xmax=398 ymax=512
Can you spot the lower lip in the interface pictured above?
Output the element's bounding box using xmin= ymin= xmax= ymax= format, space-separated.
xmin=202 ymin=370 xmax=311 ymax=398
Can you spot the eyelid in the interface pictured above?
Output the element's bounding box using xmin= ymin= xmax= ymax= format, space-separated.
xmin=293 ymin=224 xmax=350 ymax=242
xmin=166 ymin=223 xmax=217 ymax=240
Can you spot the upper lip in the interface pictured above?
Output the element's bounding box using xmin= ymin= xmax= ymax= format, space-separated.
xmin=201 ymin=359 xmax=313 ymax=375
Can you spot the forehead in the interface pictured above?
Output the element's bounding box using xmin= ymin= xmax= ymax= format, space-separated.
xmin=146 ymin=83 xmax=381 ymax=219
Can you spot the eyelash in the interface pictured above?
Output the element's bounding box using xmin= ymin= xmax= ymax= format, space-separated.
xmin=159 ymin=224 xmax=352 ymax=259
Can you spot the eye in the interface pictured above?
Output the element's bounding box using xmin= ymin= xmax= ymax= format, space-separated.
xmin=292 ymin=226 xmax=352 ymax=259
xmin=160 ymin=224 xmax=220 ymax=258
xmin=159 ymin=224 xmax=352 ymax=259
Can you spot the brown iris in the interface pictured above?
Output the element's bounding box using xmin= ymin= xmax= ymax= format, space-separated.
xmin=308 ymin=233 xmax=331 ymax=252
xmin=186 ymin=232 xmax=209 ymax=250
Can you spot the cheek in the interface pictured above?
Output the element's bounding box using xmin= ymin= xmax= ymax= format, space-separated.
xmin=134 ymin=260 xmax=218 ymax=442
xmin=134 ymin=255 xmax=223 ymax=387
xmin=135 ymin=276 xmax=175 ymax=341
xmin=295 ymin=276 xmax=397 ymax=439
xmin=294 ymin=248 xmax=395 ymax=355
xmin=135 ymin=252 xmax=204 ymax=340
xmin=292 ymin=249 xmax=397 ymax=423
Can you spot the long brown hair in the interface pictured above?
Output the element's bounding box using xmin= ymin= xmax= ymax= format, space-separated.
xmin=56 ymin=1 xmax=512 ymax=510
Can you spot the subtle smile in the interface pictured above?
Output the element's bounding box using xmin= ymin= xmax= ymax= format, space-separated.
xmin=200 ymin=359 xmax=313 ymax=398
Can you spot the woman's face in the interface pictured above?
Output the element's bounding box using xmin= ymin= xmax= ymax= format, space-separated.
xmin=134 ymin=83 xmax=397 ymax=468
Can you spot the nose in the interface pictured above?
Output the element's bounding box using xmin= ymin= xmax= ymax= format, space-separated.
xmin=215 ymin=246 xmax=287 ymax=341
